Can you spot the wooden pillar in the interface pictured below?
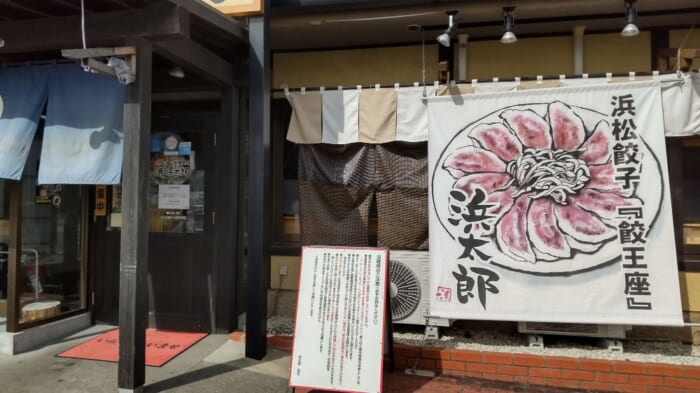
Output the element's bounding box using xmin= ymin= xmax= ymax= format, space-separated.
xmin=246 ymin=1 xmax=271 ymax=360
xmin=236 ymin=84 xmax=249 ymax=321
xmin=118 ymin=37 xmax=152 ymax=392
xmin=213 ymin=85 xmax=242 ymax=333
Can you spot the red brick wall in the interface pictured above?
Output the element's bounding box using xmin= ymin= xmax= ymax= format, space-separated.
xmin=393 ymin=344 xmax=700 ymax=393
xmin=234 ymin=333 xmax=700 ymax=393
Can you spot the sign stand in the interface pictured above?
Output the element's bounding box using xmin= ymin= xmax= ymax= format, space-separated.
xmin=383 ymin=279 xmax=395 ymax=373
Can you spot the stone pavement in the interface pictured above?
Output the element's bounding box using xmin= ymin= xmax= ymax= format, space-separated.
xmin=0 ymin=325 xmax=578 ymax=393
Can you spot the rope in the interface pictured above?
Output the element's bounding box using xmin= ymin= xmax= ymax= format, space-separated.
xmin=80 ymin=0 xmax=90 ymax=72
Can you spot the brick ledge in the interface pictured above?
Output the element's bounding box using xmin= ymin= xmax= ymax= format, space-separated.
xmin=229 ymin=332 xmax=700 ymax=393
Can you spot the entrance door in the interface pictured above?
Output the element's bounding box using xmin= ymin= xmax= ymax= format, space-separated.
xmin=91 ymin=112 xmax=217 ymax=332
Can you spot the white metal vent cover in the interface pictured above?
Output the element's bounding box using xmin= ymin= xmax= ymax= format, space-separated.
xmin=388 ymin=250 xmax=451 ymax=327
xmin=389 ymin=259 xmax=421 ymax=320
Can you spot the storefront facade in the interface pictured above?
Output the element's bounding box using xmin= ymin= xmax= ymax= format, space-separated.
xmin=0 ymin=3 xmax=249 ymax=390
xmin=259 ymin=0 xmax=700 ymax=352
xmin=1 ymin=0 xmax=699 ymax=390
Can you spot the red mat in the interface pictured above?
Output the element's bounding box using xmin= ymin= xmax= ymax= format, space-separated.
xmin=58 ymin=329 xmax=207 ymax=367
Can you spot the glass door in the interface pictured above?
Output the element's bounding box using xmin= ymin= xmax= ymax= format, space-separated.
xmin=146 ymin=128 xmax=212 ymax=331
xmin=148 ymin=131 xmax=205 ymax=234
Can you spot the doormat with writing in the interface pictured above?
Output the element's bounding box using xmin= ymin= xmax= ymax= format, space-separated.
xmin=58 ymin=328 xmax=207 ymax=367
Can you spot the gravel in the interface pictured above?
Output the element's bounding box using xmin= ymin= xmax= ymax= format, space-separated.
xmin=266 ymin=316 xmax=700 ymax=366
xmin=267 ymin=315 xmax=296 ymax=336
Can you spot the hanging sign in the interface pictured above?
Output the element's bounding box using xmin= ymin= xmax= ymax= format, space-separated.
xmin=36 ymin=184 xmax=62 ymax=206
xmin=202 ymin=0 xmax=263 ymax=16
xmin=290 ymin=246 xmax=388 ymax=393
xmin=428 ymin=81 xmax=683 ymax=326
xmin=95 ymin=185 xmax=107 ymax=216
xmin=110 ymin=185 xmax=122 ymax=228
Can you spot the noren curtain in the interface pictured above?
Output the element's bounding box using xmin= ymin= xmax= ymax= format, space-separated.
xmin=39 ymin=64 xmax=125 ymax=185
xmin=298 ymin=142 xmax=428 ymax=250
xmin=0 ymin=66 xmax=49 ymax=180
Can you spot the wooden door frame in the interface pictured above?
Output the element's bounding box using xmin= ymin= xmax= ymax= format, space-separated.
xmin=149 ymin=120 xmax=216 ymax=332
xmin=89 ymin=107 xmax=244 ymax=333
xmin=6 ymin=180 xmax=21 ymax=332
xmin=88 ymin=192 xmax=122 ymax=326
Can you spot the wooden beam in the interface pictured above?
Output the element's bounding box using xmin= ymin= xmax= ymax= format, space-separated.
xmin=154 ymin=38 xmax=233 ymax=86
xmin=86 ymin=58 xmax=118 ymax=77
xmin=657 ymin=48 xmax=700 ymax=58
xmin=61 ymin=46 xmax=136 ymax=59
xmin=61 ymin=47 xmax=136 ymax=80
xmin=118 ymin=36 xmax=152 ymax=392
xmin=246 ymin=1 xmax=271 ymax=360
xmin=168 ymin=0 xmax=247 ymax=44
xmin=0 ymin=2 xmax=189 ymax=54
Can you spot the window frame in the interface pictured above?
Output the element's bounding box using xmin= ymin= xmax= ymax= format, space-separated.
xmin=271 ymin=98 xmax=301 ymax=253
xmin=5 ymin=180 xmax=89 ymax=332
xmin=670 ymin=136 xmax=700 ymax=272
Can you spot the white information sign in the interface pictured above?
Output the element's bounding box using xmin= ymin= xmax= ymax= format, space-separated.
xmin=157 ymin=184 xmax=190 ymax=210
xmin=290 ymin=246 xmax=388 ymax=393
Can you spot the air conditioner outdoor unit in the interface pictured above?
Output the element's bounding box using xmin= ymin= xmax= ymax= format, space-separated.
xmin=518 ymin=322 xmax=626 ymax=339
xmin=389 ymin=250 xmax=450 ymax=327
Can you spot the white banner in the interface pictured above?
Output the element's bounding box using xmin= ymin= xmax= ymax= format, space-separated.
xmin=428 ymin=81 xmax=683 ymax=325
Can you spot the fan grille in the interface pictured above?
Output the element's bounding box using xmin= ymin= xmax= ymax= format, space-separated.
xmin=389 ymin=260 xmax=422 ymax=321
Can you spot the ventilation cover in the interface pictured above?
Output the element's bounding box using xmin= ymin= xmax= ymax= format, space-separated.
xmin=518 ymin=322 xmax=626 ymax=339
xmin=388 ymin=250 xmax=451 ymax=327
xmin=389 ymin=260 xmax=421 ymax=320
